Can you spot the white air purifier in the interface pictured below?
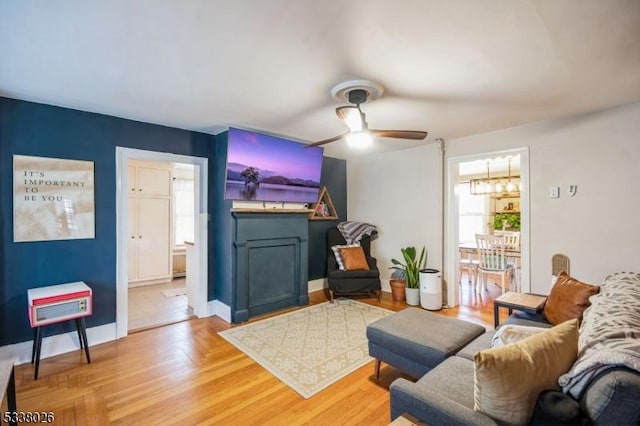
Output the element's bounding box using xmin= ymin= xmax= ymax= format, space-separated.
xmin=419 ymin=269 xmax=442 ymax=310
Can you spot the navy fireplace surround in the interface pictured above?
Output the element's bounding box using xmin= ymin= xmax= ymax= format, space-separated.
xmin=231 ymin=211 xmax=309 ymax=322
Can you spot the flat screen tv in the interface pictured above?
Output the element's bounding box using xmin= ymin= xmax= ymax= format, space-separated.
xmin=225 ymin=128 xmax=324 ymax=203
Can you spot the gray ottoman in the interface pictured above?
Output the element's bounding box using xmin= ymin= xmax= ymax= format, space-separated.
xmin=367 ymin=308 xmax=485 ymax=378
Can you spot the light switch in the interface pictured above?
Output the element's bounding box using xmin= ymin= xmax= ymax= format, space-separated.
xmin=549 ymin=186 xmax=560 ymax=198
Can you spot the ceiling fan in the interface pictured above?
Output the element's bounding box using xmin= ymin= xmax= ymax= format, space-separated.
xmin=306 ymin=80 xmax=428 ymax=148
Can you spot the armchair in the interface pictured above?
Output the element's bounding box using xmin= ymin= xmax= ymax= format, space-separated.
xmin=326 ymin=227 xmax=381 ymax=302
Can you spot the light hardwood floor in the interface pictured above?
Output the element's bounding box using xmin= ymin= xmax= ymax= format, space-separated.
xmin=128 ymin=278 xmax=194 ymax=331
xmin=10 ymin=276 xmax=507 ymax=425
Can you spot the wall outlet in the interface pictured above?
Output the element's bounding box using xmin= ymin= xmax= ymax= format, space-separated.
xmin=549 ymin=185 xmax=560 ymax=198
xmin=568 ymin=184 xmax=578 ymax=197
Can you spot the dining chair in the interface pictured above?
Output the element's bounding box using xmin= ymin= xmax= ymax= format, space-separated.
xmin=475 ymin=234 xmax=515 ymax=294
xmin=551 ymin=253 xmax=570 ymax=285
xmin=494 ymin=230 xmax=520 ymax=290
xmin=494 ymin=230 xmax=520 ymax=250
xmin=458 ymin=249 xmax=479 ymax=289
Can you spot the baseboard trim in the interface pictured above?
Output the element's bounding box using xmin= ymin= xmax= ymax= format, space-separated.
xmin=208 ymin=278 xmax=327 ymax=323
xmin=209 ymin=300 xmax=231 ymax=322
xmin=0 ymin=322 xmax=117 ymax=366
xmin=307 ymin=278 xmax=327 ymax=293
xmin=128 ymin=277 xmax=172 ymax=288
xmin=208 ymin=277 xmax=379 ymax=323
xmin=308 ymin=278 xmax=390 ymax=293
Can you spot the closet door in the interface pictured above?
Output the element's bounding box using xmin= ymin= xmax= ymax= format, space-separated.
xmin=137 ymin=167 xmax=171 ymax=196
xmin=127 ymin=166 xmax=137 ymax=194
xmin=136 ymin=197 xmax=171 ymax=280
xmin=127 ymin=197 xmax=138 ymax=282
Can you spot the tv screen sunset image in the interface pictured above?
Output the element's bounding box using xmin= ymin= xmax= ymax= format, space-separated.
xmin=225 ymin=128 xmax=324 ymax=203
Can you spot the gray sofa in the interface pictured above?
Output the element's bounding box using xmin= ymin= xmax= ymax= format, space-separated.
xmin=388 ymin=273 xmax=640 ymax=425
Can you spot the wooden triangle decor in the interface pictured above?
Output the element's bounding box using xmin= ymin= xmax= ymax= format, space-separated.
xmin=309 ymin=186 xmax=338 ymax=220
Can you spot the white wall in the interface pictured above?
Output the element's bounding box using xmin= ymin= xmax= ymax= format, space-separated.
xmin=446 ymin=101 xmax=640 ymax=294
xmin=347 ymin=143 xmax=443 ymax=292
xmin=348 ymin=101 xmax=640 ymax=296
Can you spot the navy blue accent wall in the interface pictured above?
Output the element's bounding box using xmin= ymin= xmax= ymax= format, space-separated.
xmin=308 ymin=157 xmax=347 ymax=280
xmin=212 ymin=131 xmax=233 ymax=305
xmin=0 ymin=112 xmax=5 ymax=342
xmin=0 ymin=98 xmax=214 ymax=345
xmin=212 ymin=132 xmax=347 ymax=308
xmin=1 ymin=99 xmax=347 ymax=345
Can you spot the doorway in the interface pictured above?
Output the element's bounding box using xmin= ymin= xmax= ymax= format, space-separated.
xmin=445 ymin=148 xmax=529 ymax=307
xmin=126 ymin=161 xmax=195 ymax=331
xmin=116 ymin=148 xmax=208 ymax=339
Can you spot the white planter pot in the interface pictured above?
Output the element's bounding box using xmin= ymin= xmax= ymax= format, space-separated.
xmin=419 ymin=268 xmax=442 ymax=310
xmin=405 ymin=287 xmax=420 ymax=306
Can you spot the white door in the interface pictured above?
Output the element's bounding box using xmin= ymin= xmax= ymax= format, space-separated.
xmin=137 ymin=197 xmax=171 ymax=280
xmin=127 ymin=197 xmax=137 ymax=281
xmin=138 ymin=167 xmax=171 ymax=196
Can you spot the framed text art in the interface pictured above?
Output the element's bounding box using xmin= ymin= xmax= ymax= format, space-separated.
xmin=13 ymin=155 xmax=95 ymax=242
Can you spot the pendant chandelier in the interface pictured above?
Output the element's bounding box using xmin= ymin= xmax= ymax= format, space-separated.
xmin=469 ymin=158 xmax=520 ymax=196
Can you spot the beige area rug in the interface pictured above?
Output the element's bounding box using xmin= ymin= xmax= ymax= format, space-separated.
xmin=161 ymin=288 xmax=186 ymax=298
xmin=218 ymin=299 xmax=393 ymax=399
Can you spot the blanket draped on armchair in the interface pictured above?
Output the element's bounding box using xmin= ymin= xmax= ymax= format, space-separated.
xmin=337 ymin=221 xmax=378 ymax=244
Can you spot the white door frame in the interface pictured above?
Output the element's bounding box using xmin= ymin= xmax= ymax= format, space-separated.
xmin=115 ymin=147 xmax=209 ymax=339
xmin=445 ymin=147 xmax=530 ymax=306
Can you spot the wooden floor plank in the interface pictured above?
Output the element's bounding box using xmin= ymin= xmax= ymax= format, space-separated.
xmin=14 ymin=278 xmax=506 ymax=424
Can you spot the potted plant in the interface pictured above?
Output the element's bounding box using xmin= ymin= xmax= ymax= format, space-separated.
xmin=389 ymin=269 xmax=406 ymax=302
xmin=390 ymin=246 xmax=426 ymax=306
xmin=493 ymin=213 xmax=521 ymax=231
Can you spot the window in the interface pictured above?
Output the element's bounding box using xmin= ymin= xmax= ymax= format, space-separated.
xmin=458 ymin=182 xmax=488 ymax=244
xmin=174 ymin=178 xmax=194 ymax=247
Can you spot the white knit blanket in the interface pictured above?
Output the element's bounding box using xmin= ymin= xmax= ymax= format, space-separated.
xmin=558 ymin=272 xmax=640 ymax=398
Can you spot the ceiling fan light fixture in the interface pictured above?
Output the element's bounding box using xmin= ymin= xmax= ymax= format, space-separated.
xmin=336 ymin=106 xmax=364 ymax=132
xmin=309 ymin=79 xmax=428 ymax=148
xmin=345 ymin=131 xmax=373 ymax=148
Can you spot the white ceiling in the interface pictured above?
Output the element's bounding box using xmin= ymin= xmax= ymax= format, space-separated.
xmin=1 ymin=1 xmax=639 ymax=159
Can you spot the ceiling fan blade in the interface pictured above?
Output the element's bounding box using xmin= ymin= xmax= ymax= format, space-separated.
xmin=305 ymin=133 xmax=347 ymax=148
xmin=370 ymin=129 xmax=428 ymax=140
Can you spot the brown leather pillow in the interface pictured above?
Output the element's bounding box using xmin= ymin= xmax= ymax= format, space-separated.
xmin=543 ymin=272 xmax=599 ymax=325
xmin=339 ymin=246 xmax=370 ymax=271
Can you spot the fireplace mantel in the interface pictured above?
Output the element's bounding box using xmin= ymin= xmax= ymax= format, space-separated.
xmin=231 ymin=211 xmax=309 ymax=322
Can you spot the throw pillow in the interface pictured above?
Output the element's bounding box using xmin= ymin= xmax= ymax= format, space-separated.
xmin=543 ymin=272 xmax=600 ymax=325
xmin=339 ymin=246 xmax=370 ymax=271
xmin=331 ymin=244 xmax=359 ymax=270
xmin=474 ymin=319 xmax=579 ymax=425
xmin=529 ymin=390 xmax=586 ymax=425
xmin=491 ymin=324 xmax=547 ymax=348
